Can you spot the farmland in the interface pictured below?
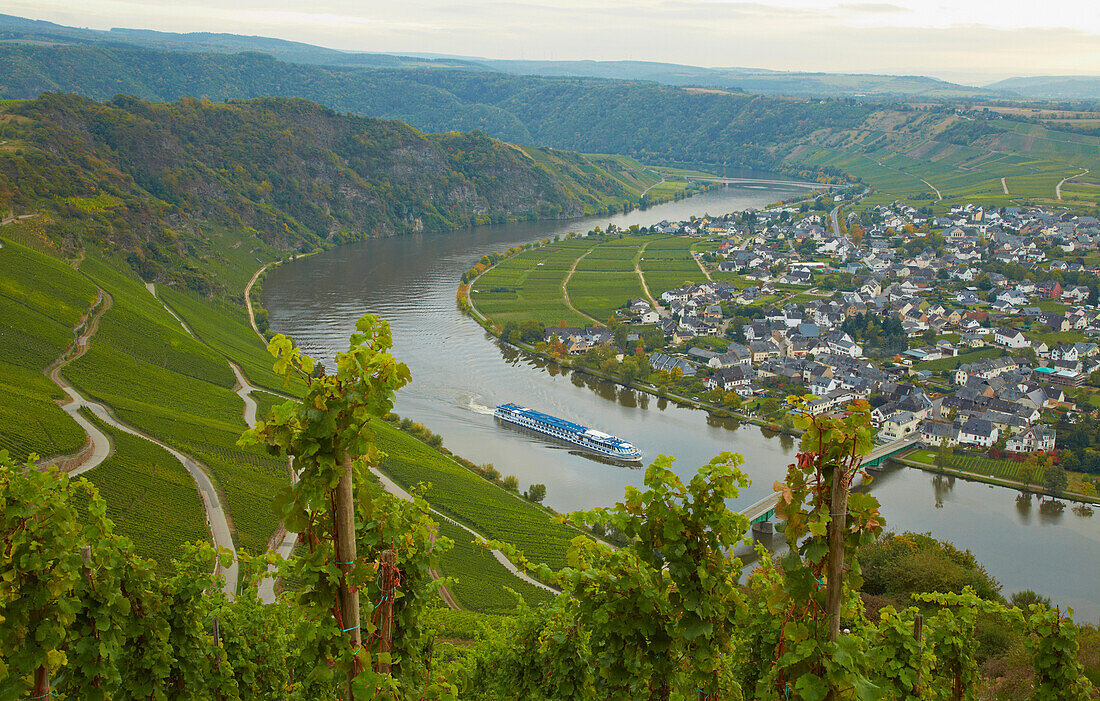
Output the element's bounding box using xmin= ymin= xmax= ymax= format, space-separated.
xmin=472 ymin=233 xmax=706 ymax=331
xmin=76 ymin=409 xmax=209 ymax=568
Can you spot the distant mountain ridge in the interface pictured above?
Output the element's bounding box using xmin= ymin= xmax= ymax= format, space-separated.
xmin=0 ymin=13 xmax=1002 ymax=99
xmin=985 ymin=76 xmax=1100 ymax=100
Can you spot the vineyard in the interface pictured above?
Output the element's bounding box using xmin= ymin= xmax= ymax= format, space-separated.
xmin=157 ymin=284 xmax=305 ymax=396
xmin=435 ymin=519 xmax=556 ymax=613
xmin=0 ymin=237 xmax=95 ymax=459
xmin=74 ymin=409 xmax=209 ymax=567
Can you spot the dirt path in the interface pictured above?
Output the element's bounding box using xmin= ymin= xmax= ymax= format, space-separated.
xmin=639 ymin=177 xmax=666 ymax=198
xmin=1001 ymin=177 xmax=1009 ymax=195
xmin=244 ymin=262 xmax=272 ymax=342
xmin=634 ymin=241 xmax=663 ymax=310
xmin=1057 ymin=168 xmax=1089 ymax=200
xmin=146 ymin=282 xmax=197 ymax=338
xmin=562 ymin=248 xmax=602 ymax=326
xmin=46 ymin=288 xmax=239 ymax=596
xmin=428 ymin=531 xmax=462 ymax=610
xmin=920 ymin=177 xmax=943 ymax=201
xmin=691 ymin=250 xmax=713 ymax=282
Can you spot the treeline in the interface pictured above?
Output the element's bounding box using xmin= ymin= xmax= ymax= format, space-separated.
xmin=0 ymin=93 xmax=632 ymax=293
xmin=0 ymin=43 xmax=872 ymax=172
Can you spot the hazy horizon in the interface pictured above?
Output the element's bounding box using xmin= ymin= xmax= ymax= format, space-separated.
xmin=3 ymin=1 xmax=1099 ymax=85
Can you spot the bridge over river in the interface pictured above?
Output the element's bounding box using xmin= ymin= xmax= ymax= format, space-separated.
xmin=740 ymin=436 xmax=921 ymax=527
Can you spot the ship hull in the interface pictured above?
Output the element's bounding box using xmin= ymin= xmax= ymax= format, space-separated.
xmin=494 ymin=404 xmax=643 ymax=462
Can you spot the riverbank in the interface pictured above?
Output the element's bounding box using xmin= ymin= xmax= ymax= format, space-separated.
xmin=895 ymin=452 xmax=1100 ymax=506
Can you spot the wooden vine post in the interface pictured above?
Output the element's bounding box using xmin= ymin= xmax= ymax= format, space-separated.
xmin=240 ymin=314 xmax=411 ymax=701
xmin=335 ymin=450 xmax=362 ymax=679
xmin=377 ymin=549 xmax=397 ymax=676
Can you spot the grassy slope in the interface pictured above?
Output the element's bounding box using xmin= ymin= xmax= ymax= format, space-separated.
xmin=0 ymin=237 xmax=95 ymax=460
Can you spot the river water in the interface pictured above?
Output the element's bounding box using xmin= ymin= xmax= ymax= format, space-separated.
xmin=263 ymin=185 xmax=1100 ymax=620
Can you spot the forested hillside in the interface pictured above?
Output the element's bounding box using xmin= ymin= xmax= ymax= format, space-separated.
xmin=0 ymin=43 xmax=873 ymax=168
xmin=0 ymin=93 xmax=641 ymax=293
xmin=4 ymin=42 xmax=1100 ymax=212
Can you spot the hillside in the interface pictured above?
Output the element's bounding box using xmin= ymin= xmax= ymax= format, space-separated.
xmin=0 ymin=93 xmax=652 ymax=294
xmin=986 ymin=76 xmax=1100 ymax=100
xmin=0 ymin=13 xmax=1005 ymax=100
xmin=4 ymin=41 xmax=1100 ymax=214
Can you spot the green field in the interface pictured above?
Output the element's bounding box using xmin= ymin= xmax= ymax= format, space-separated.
xmin=436 ymin=519 xmax=556 ymax=614
xmin=0 ymin=238 xmax=96 ymax=460
xmin=76 ymin=409 xmax=209 ymax=568
xmin=375 ymin=420 xmax=580 ymax=572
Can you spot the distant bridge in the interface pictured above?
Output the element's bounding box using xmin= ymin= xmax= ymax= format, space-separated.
xmin=739 ymin=436 xmax=921 ymax=527
xmin=685 ymin=176 xmax=840 ymax=190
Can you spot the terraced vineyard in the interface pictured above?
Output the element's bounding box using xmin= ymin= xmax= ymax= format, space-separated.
xmin=0 ymin=238 xmax=95 ymax=459
xmin=436 ymin=520 xmax=556 ymax=614
xmin=76 ymin=409 xmax=209 ymax=568
xmin=375 ymin=420 xmax=579 ymax=572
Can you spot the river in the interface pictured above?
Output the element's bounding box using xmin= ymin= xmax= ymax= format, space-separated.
xmin=262 ymin=184 xmax=1100 ymax=621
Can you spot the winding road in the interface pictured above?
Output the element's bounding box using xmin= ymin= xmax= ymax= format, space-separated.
xmin=48 ymin=287 xmax=239 ymax=596
xmin=1057 ymin=168 xmax=1089 ymax=200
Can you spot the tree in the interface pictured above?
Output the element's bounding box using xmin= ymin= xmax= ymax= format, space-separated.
xmin=934 ymin=441 xmax=954 ymax=473
xmin=502 ymin=475 xmax=519 ymax=492
xmin=525 ymin=483 xmax=547 ymax=504
xmin=1044 ymin=465 xmax=1068 ymax=499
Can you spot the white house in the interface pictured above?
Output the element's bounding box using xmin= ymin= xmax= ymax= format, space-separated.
xmin=1006 ymin=426 xmax=1057 ymax=454
xmin=993 ymin=328 xmax=1028 ymax=349
xmin=958 ymin=417 xmax=999 ymax=448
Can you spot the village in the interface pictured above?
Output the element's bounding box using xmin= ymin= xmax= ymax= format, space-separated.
xmin=537 ymin=199 xmax=1100 ymax=479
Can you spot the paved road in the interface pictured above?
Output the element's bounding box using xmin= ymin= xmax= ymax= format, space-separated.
xmin=829 ymin=205 xmax=841 ymax=236
xmin=48 ymin=288 xmax=239 ymax=595
xmin=1057 ymin=168 xmax=1089 ymax=200
xmin=44 ymin=290 xmax=114 ymax=474
xmin=229 ymin=362 xmax=259 ymax=426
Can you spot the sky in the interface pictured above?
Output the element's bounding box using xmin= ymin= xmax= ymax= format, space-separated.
xmin=4 ymin=0 xmax=1100 ymax=84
